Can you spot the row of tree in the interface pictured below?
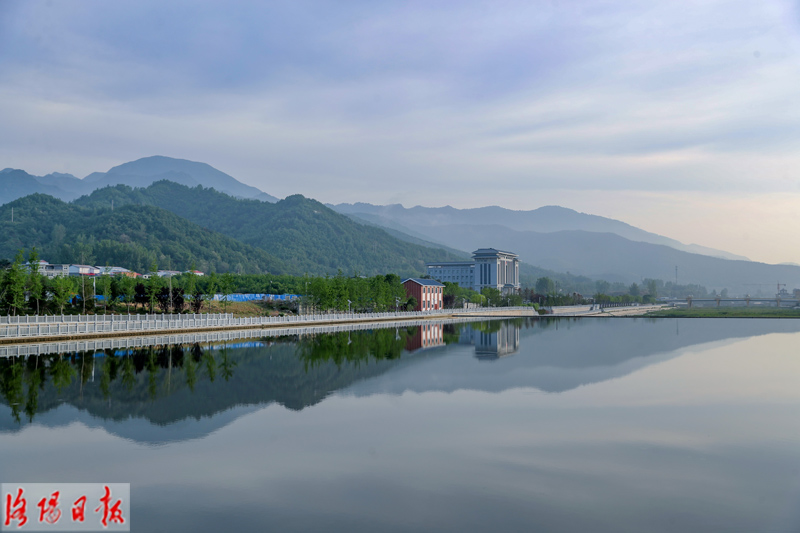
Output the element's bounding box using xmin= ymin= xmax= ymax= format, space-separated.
xmin=0 ymin=249 xmax=252 ymax=316
xmin=304 ymin=273 xmax=410 ymax=312
xmin=1 ymin=246 xmax=715 ymax=317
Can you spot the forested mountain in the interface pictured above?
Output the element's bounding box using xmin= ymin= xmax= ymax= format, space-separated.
xmin=74 ymin=182 xmax=464 ymax=276
xmin=86 ymin=156 xmax=278 ymax=202
xmin=0 ymin=194 xmax=287 ymax=274
xmin=0 ymin=156 xmax=278 ymax=205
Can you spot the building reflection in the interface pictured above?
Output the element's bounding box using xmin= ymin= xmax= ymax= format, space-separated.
xmin=458 ymin=322 xmax=520 ymax=359
xmin=474 ymin=322 xmax=520 ymax=359
xmin=404 ymin=323 xmax=445 ymax=353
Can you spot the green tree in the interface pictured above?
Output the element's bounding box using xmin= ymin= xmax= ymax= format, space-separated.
xmin=535 ymin=277 xmax=555 ymax=295
xmin=0 ymin=251 xmax=27 ymax=316
xmin=646 ymin=279 xmax=658 ymax=299
xmin=27 ymin=247 xmax=44 ymax=314
xmin=50 ymin=275 xmax=75 ymax=314
xmin=181 ymin=270 xmax=203 ymax=313
xmin=219 ymin=273 xmax=235 ymax=313
xmin=629 ymin=283 xmax=640 ymax=297
xmin=146 ymin=264 xmax=161 ymax=314
xmin=206 ymin=272 xmax=219 ymax=311
xmin=97 ymin=267 xmax=113 ymax=313
xmin=481 ymin=287 xmax=503 ymax=307
xmin=117 ymin=275 xmax=136 ymax=313
xmin=595 ymin=280 xmax=611 ymax=295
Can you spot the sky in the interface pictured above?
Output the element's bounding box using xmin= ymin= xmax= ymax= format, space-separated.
xmin=1 ymin=0 xmax=799 ymax=264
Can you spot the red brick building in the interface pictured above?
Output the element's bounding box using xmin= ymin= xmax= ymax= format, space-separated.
xmin=402 ymin=278 xmax=444 ymax=311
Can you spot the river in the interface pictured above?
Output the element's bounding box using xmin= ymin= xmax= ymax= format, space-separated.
xmin=2 ymin=317 xmax=800 ymax=532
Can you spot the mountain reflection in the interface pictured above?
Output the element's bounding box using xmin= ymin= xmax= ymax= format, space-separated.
xmin=1 ymin=318 xmax=800 ymax=443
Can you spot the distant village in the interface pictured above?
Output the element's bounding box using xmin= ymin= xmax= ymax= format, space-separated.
xmin=27 ymin=260 xmax=204 ymax=280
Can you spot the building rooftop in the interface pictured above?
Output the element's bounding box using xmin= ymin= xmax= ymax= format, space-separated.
xmin=402 ymin=278 xmax=445 ymax=287
xmin=472 ymin=248 xmax=518 ymax=257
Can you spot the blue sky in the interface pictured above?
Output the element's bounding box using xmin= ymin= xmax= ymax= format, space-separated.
xmin=1 ymin=0 xmax=800 ymax=263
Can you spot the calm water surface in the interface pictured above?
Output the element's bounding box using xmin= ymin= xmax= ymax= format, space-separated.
xmin=3 ymin=317 xmax=800 ymax=532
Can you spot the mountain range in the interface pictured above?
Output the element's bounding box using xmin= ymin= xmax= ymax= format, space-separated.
xmin=322 ymin=202 xmax=800 ymax=293
xmin=330 ymin=202 xmax=749 ymax=261
xmin=0 ymin=183 xmax=462 ymax=277
xmin=1 ymin=155 xmax=278 ymax=203
xmin=2 ymin=155 xmax=800 ymax=293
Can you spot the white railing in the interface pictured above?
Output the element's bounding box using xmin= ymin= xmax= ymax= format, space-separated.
xmin=0 ymin=307 xmax=540 ymax=340
xmin=0 ymin=315 xmax=489 ymax=358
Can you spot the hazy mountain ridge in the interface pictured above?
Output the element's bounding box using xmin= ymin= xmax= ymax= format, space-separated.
xmin=331 ymin=202 xmax=750 ymax=261
xmin=0 ymin=156 xmax=279 ymax=205
xmin=420 ymin=222 xmax=800 ymax=293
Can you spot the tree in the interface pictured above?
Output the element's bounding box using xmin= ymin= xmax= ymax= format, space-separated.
xmin=183 ymin=270 xmax=200 ymax=313
xmin=405 ymin=296 xmax=418 ymax=311
xmin=536 ymin=277 xmax=555 ymax=296
xmin=629 ymin=283 xmax=640 ymax=297
xmin=595 ymin=280 xmax=610 ymax=295
xmin=219 ymin=273 xmax=235 ymax=313
xmin=27 ymin=247 xmax=44 ymax=314
xmin=145 ymin=265 xmax=161 ymax=314
xmin=206 ymin=272 xmax=218 ymax=311
xmin=116 ymin=275 xmax=136 ymax=313
xmin=646 ymin=279 xmax=658 ymax=299
xmin=156 ymin=286 xmax=185 ymax=313
xmin=481 ymin=287 xmax=503 ymax=307
xmin=97 ymin=267 xmax=113 ymax=313
xmin=50 ymin=275 xmax=75 ymax=314
xmin=0 ymin=251 xmax=27 ymax=316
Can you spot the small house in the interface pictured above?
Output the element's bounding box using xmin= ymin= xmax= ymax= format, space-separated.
xmin=402 ymin=278 xmax=444 ymax=311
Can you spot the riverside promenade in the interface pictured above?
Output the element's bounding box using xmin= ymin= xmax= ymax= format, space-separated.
xmin=0 ymin=307 xmax=537 ymax=345
xmin=0 ymin=304 xmax=664 ymax=345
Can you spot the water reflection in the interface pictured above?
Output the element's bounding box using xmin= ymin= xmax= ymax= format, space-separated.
xmin=2 ymin=317 xmax=800 ymax=438
xmin=4 ymin=318 xmax=800 ymax=532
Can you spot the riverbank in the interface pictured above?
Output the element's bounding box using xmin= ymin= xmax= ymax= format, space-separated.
xmin=645 ymin=307 xmax=800 ymax=318
xmin=0 ymin=308 xmax=538 ymax=345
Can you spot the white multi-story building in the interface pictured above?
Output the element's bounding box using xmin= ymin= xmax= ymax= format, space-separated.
xmin=24 ymin=261 xmax=70 ymax=279
xmin=426 ymin=248 xmax=520 ymax=295
xmin=425 ymin=261 xmax=475 ymax=290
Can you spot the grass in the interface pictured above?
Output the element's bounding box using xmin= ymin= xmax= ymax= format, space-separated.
xmin=645 ymin=306 xmax=800 ymax=318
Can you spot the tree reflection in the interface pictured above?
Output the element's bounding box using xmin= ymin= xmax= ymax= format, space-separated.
xmin=218 ymin=347 xmax=236 ymax=382
xmin=184 ymin=345 xmax=198 ymax=392
xmin=0 ymin=357 xmax=25 ymax=423
xmin=121 ymin=355 xmax=135 ymax=392
xmin=203 ymin=350 xmax=217 ymax=383
xmin=51 ymin=355 xmax=76 ymax=394
xmin=146 ymin=348 xmax=158 ymax=400
xmin=24 ymin=357 xmax=44 ymax=422
xmin=298 ymin=328 xmax=409 ymax=369
xmin=0 ymin=340 xmax=245 ymax=424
